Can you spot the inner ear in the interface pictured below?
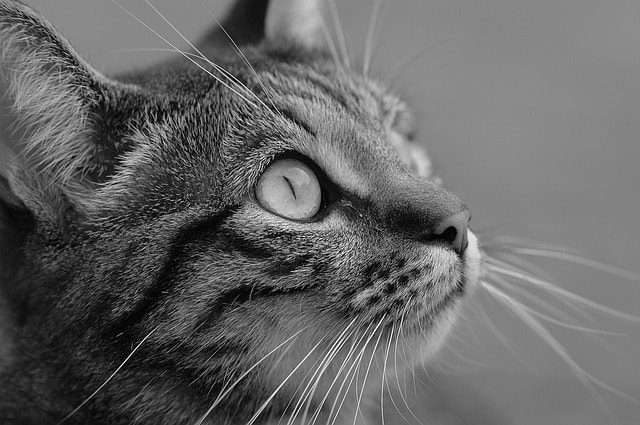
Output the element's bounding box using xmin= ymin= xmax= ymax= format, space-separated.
xmin=196 ymin=0 xmax=326 ymax=56
xmin=0 ymin=2 xmax=136 ymax=224
xmin=196 ymin=0 xmax=270 ymax=54
xmin=264 ymin=0 xmax=326 ymax=50
xmin=0 ymin=176 xmax=24 ymax=212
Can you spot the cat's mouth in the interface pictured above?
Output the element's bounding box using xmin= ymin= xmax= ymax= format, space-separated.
xmin=410 ymin=231 xmax=481 ymax=323
xmin=350 ymin=231 xmax=481 ymax=331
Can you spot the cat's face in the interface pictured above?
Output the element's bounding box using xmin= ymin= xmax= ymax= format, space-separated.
xmin=0 ymin=0 xmax=480 ymax=423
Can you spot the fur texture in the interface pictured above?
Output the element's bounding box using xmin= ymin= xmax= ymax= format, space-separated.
xmin=0 ymin=1 xmax=481 ymax=424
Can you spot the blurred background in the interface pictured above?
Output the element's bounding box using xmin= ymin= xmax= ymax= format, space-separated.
xmin=25 ymin=0 xmax=640 ymax=423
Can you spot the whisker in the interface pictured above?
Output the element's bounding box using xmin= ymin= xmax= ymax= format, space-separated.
xmin=474 ymin=295 xmax=537 ymax=372
xmin=398 ymin=312 xmax=423 ymax=398
xmin=330 ymin=332 xmax=378 ymax=425
xmin=483 ymin=268 xmax=635 ymax=371
xmin=486 ymin=256 xmax=597 ymax=324
xmin=352 ymin=319 xmax=385 ymax=425
xmin=298 ymin=331 xmax=354 ymax=425
xmin=511 ymin=248 xmax=640 ymax=282
xmin=450 ymin=302 xmax=497 ymax=356
xmin=482 ymin=236 xmax=640 ymax=294
xmin=481 ymin=234 xmax=583 ymax=255
xmin=327 ymin=319 xmax=384 ymax=425
xmin=107 ymin=47 xmax=233 ymax=76
xmin=380 ymin=325 xmax=412 ymax=425
xmin=481 ymin=282 xmax=637 ymax=411
xmin=194 ymin=328 xmax=305 ymax=425
xmin=415 ymin=313 xmax=440 ymax=376
xmin=404 ymin=319 xmax=431 ymax=393
xmin=379 ymin=326 xmax=394 ymax=425
xmin=307 ymin=325 xmax=369 ymax=425
xmin=362 ymin=0 xmax=384 ymax=76
xmin=121 ymin=379 xmax=154 ymax=414
xmin=315 ymin=9 xmax=343 ymax=71
xmin=58 ymin=326 xmax=158 ymax=424
xmin=486 ymin=261 xmax=640 ymax=323
xmin=326 ymin=0 xmax=351 ymax=70
xmin=487 ymin=272 xmax=623 ymax=336
xmin=327 ymin=360 xmax=359 ymax=425
xmin=417 ymin=311 xmax=479 ymax=376
xmin=486 ymin=261 xmax=597 ymax=324
xmin=289 ymin=320 xmax=356 ymax=425
xmin=324 ymin=349 xmax=362 ymax=425
xmin=113 ymin=1 xmax=260 ymax=108
xmin=106 ymin=47 xmax=203 ymax=57
xmin=201 ymin=3 xmax=282 ymax=114
xmin=282 ymin=342 xmax=332 ymax=425
xmin=392 ymin=313 xmax=424 ymax=425
xmin=427 ymin=332 xmax=487 ymax=373
xmin=387 ymin=39 xmax=460 ymax=84
xmin=245 ymin=332 xmax=333 ymax=425
xmin=489 ymin=251 xmax=558 ymax=285
xmin=143 ymin=0 xmax=270 ymax=110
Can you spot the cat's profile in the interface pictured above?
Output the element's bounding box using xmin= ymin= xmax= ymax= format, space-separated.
xmin=2 ymin=0 xmax=636 ymax=424
xmin=0 ymin=0 xmax=481 ymax=423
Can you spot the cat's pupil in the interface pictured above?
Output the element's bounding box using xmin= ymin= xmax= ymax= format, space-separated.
xmin=255 ymin=157 xmax=322 ymax=220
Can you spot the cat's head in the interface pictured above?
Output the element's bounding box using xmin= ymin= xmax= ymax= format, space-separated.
xmin=0 ymin=0 xmax=481 ymax=423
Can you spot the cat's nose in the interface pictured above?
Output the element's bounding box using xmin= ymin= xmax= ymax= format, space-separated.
xmin=375 ymin=174 xmax=471 ymax=255
xmin=432 ymin=209 xmax=471 ymax=255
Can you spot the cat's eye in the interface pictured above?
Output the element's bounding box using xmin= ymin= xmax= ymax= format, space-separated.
xmin=256 ymin=158 xmax=322 ymax=220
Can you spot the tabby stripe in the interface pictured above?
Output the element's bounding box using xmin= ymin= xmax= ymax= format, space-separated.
xmin=278 ymin=108 xmax=317 ymax=136
xmin=220 ymin=228 xmax=313 ymax=275
xmin=264 ymin=254 xmax=311 ymax=277
xmin=192 ymin=283 xmax=263 ymax=332
xmin=302 ymin=75 xmax=352 ymax=112
xmin=103 ymin=207 xmax=237 ymax=342
xmin=193 ymin=281 xmax=312 ymax=331
xmin=219 ymin=228 xmax=273 ymax=259
xmin=214 ymin=282 xmax=265 ymax=310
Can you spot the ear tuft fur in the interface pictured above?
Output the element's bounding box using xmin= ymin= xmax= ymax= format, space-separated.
xmin=0 ymin=1 xmax=119 ymax=223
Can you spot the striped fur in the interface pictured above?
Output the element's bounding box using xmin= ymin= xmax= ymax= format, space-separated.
xmin=0 ymin=1 xmax=481 ymax=424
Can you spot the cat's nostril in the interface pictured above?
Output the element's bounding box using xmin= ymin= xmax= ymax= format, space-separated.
xmin=433 ymin=209 xmax=471 ymax=255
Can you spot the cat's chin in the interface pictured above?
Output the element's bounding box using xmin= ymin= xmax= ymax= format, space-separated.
xmin=400 ymin=231 xmax=482 ymax=368
xmin=432 ymin=231 xmax=481 ymax=339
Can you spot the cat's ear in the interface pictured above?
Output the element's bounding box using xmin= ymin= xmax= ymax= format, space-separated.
xmin=199 ymin=0 xmax=326 ymax=52
xmin=0 ymin=2 xmax=126 ymax=225
xmin=264 ymin=0 xmax=326 ymax=49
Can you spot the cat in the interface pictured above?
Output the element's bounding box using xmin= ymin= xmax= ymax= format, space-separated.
xmin=0 ymin=0 xmax=633 ymax=425
xmin=0 ymin=0 xmax=482 ymax=422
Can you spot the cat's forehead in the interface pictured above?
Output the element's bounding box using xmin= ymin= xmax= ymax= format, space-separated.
xmin=117 ymin=56 xmax=416 ymax=208
xmin=213 ymin=60 xmax=414 ymax=199
xmin=255 ymin=58 xmax=406 ymax=118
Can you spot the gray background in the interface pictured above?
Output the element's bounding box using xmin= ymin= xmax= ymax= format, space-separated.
xmin=24 ymin=0 xmax=640 ymax=423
